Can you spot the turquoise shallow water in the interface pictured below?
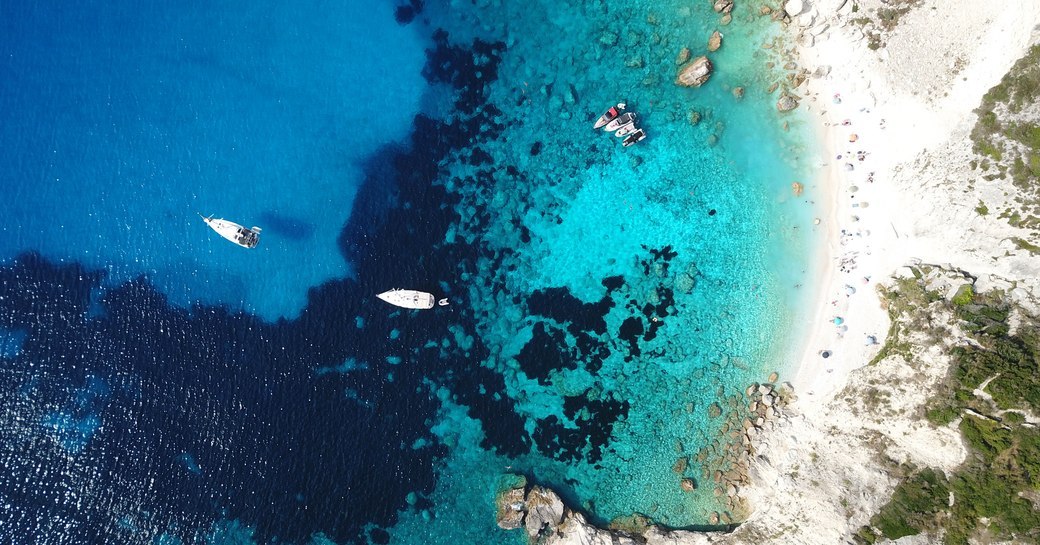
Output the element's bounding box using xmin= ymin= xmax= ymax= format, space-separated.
xmin=389 ymin=0 xmax=822 ymax=540
xmin=0 ymin=0 xmax=821 ymax=543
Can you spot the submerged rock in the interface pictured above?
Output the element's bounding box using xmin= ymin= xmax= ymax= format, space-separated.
xmin=675 ymin=272 xmax=696 ymax=294
xmin=708 ymin=402 xmax=722 ymax=418
xmin=676 ymin=56 xmax=713 ymax=87
xmin=676 ymin=47 xmax=691 ymax=65
xmin=680 ymin=477 xmax=697 ymax=491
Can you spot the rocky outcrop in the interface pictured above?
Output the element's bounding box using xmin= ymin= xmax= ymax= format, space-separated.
xmin=713 ymin=0 xmax=734 ymax=14
xmin=495 ymin=475 xmax=729 ymax=544
xmin=784 ymin=0 xmax=804 ymax=16
xmin=776 ymin=93 xmax=799 ymax=111
xmin=525 ymin=486 xmax=565 ymax=538
xmin=707 ymin=30 xmax=722 ymax=52
xmin=496 ymin=475 xmax=528 ymax=530
xmin=676 ymin=56 xmax=713 ymax=87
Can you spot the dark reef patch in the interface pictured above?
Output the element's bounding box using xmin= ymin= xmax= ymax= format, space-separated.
xmin=618 ymin=316 xmax=644 ymax=359
xmin=532 ymin=391 xmax=630 ymax=464
xmin=516 ymin=322 xmax=575 ymax=384
xmin=394 ymin=0 xmax=424 ymax=25
xmin=527 ymin=287 xmax=612 ymax=335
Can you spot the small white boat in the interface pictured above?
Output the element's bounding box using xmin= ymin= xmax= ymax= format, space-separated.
xmin=615 ymin=120 xmax=639 ymax=137
xmin=622 ymin=128 xmax=647 ymax=147
xmin=603 ymin=112 xmax=636 ymax=132
xmin=592 ymin=102 xmax=626 ymax=130
xmin=200 ymin=214 xmax=261 ymax=248
xmin=376 ymin=289 xmax=450 ymax=310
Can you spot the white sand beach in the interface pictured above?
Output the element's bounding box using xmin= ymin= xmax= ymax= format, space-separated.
xmin=732 ymin=0 xmax=1040 ymax=543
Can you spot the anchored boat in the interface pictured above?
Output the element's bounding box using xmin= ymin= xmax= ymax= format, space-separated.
xmin=603 ymin=112 xmax=636 ymax=132
xmin=200 ymin=214 xmax=261 ymax=248
xmin=376 ymin=289 xmax=450 ymax=310
xmin=615 ymin=120 xmax=639 ymax=137
xmin=593 ymin=102 xmax=626 ymax=129
xmin=622 ymin=128 xmax=647 ymax=147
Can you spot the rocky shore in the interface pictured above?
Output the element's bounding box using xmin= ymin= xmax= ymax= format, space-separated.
xmin=490 ymin=0 xmax=1040 ymax=543
xmin=494 ymin=376 xmax=793 ymax=544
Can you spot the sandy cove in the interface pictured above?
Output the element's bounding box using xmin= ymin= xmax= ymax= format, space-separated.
xmin=495 ymin=1 xmax=1040 ymax=544
xmin=735 ymin=0 xmax=1040 ymax=543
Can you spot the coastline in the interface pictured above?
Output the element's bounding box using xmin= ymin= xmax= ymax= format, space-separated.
xmin=788 ymin=0 xmax=1040 ymax=403
xmin=492 ymin=1 xmax=1040 ymax=543
xmin=737 ymin=0 xmax=1040 ymax=542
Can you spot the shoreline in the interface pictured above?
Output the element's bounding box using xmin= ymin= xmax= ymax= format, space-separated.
xmin=489 ymin=2 xmax=1040 ymax=543
xmin=735 ymin=0 xmax=1040 ymax=541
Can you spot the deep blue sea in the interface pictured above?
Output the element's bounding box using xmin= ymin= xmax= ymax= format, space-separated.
xmin=0 ymin=1 xmax=822 ymax=544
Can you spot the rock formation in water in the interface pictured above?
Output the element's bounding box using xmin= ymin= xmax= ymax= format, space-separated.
xmin=676 ymin=56 xmax=714 ymax=87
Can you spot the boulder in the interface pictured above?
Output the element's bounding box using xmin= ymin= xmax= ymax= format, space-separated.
xmin=680 ymin=478 xmax=697 ymax=491
xmin=676 ymin=56 xmax=714 ymax=87
xmin=713 ymin=0 xmax=734 ymax=14
xmin=708 ymin=30 xmax=723 ymax=52
xmin=785 ymin=0 xmax=805 ymax=16
xmin=776 ymin=94 xmax=799 ymax=111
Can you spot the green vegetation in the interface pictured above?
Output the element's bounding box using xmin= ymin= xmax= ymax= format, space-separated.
xmin=970 ymin=45 xmax=1040 ymax=213
xmin=1011 ymin=236 xmax=1040 ymax=255
xmin=849 ymin=1 xmax=921 ymax=51
xmin=951 ymin=285 xmax=974 ymax=306
xmin=858 ymin=468 xmax=949 ymax=543
xmin=974 ymin=201 xmax=988 ymax=216
xmin=858 ymin=272 xmax=1040 ymax=544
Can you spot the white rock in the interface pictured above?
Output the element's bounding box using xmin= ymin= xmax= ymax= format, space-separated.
xmin=785 ymin=0 xmax=805 ymax=16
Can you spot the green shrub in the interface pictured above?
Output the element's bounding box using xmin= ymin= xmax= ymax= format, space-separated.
xmin=869 ymin=468 xmax=949 ymax=540
xmin=925 ymin=404 xmax=960 ymax=426
xmin=951 ymin=285 xmax=974 ymax=306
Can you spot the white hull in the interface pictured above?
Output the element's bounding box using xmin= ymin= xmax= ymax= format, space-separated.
xmin=377 ymin=289 xmax=436 ymax=310
xmin=592 ymin=102 xmax=626 ymax=130
xmin=604 ymin=112 xmax=635 ymax=132
xmin=615 ymin=121 xmax=638 ymax=137
xmin=201 ymin=215 xmax=261 ymax=248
